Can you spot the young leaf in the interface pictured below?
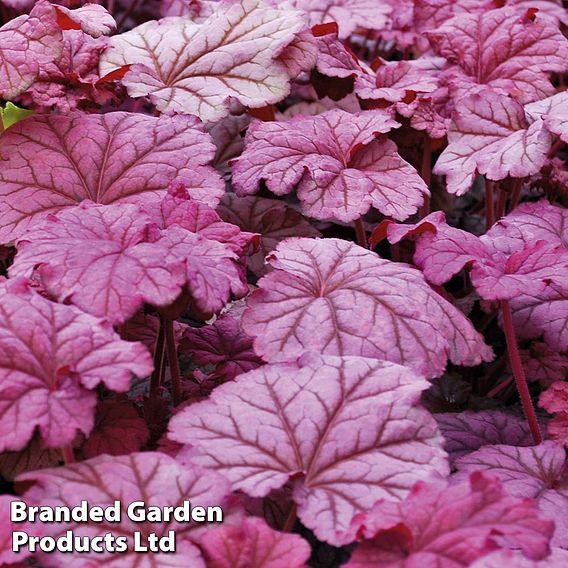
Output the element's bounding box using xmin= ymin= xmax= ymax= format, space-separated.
xmin=182 ymin=315 xmax=263 ymax=382
xmin=435 ymin=410 xmax=534 ymax=463
xmin=344 ymin=472 xmax=554 ymax=567
xmin=242 ymin=238 xmax=492 ymax=378
xmin=0 ymin=102 xmax=34 ymax=130
xmin=0 ymin=279 xmax=152 ymax=452
xmin=169 ymin=353 xmax=449 ymax=544
xmin=454 ymin=441 xmax=568 ymax=547
xmin=99 ymin=0 xmax=306 ymax=121
xmin=539 ymin=382 xmax=568 ymax=447
xmin=17 ymin=452 xmax=233 ymax=567
xmin=10 ymin=202 xmax=187 ymax=325
xmin=53 ymin=4 xmax=116 ymax=38
xmin=0 ymin=112 xmax=223 ymax=242
xmin=217 ymin=194 xmax=320 ymax=276
xmin=201 ymin=516 xmax=311 ymax=568
xmin=232 ymin=110 xmax=430 ymax=222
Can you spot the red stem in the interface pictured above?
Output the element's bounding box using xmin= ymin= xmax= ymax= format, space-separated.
xmin=419 ymin=136 xmax=432 ymax=218
xmin=484 ymin=179 xmax=494 ymax=229
xmin=164 ymin=318 xmax=183 ymax=407
xmin=354 ymin=218 xmax=367 ymax=248
xmin=495 ymin=186 xmax=507 ymax=220
xmin=486 ymin=375 xmax=514 ymax=398
xmin=61 ymin=445 xmax=75 ymax=465
xmin=149 ymin=320 xmax=166 ymax=399
xmin=508 ymin=179 xmax=523 ymax=213
xmin=116 ymin=0 xmax=141 ymax=29
xmin=547 ymin=138 xmax=565 ymax=158
xmin=500 ymin=300 xmax=542 ymax=444
xmin=282 ymin=504 xmax=297 ymax=532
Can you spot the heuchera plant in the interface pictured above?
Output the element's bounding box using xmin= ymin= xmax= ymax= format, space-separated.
xmin=0 ymin=1 xmax=567 ymax=567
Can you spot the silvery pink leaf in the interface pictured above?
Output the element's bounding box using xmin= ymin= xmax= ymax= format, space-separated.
xmin=232 ymin=110 xmax=430 ymax=222
xmin=242 ymin=238 xmax=492 ymax=377
xmin=511 ymin=283 xmax=568 ymax=351
xmin=426 ymin=7 xmax=568 ymax=103
xmin=289 ymin=0 xmax=392 ymax=40
xmin=454 ymin=441 xmax=568 ymax=547
xmin=160 ymin=226 xmax=249 ymax=319
xmin=217 ymin=194 xmax=320 ymax=276
xmin=0 ymin=112 xmax=223 ymax=242
xmin=168 ymin=353 xmax=449 ymax=544
xmin=470 ymin=548 xmax=568 ymax=568
xmin=520 ymin=342 xmax=568 ymax=387
xmin=313 ymin=28 xmax=365 ymax=79
xmin=182 ymin=315 xmax=263 ymax=382
xmin=10 ymin=202 xmax=187 ymax=324
xmin=82 ymin=398 xmax=150 ymax=458
xmin=540 ymin=91 xmax=568 ymax=143
xmin=99 ymin=0 xmax=306 ymax=121
xmin=355 ymin=60 xmax=439 ymax=104
xmin=277 ymin=27 xmax=318 ymax=77
xmin=435 ymin=410 xmax=533 ymax=463
xmin=0 ymin=0 xmax=62 ymax=100
xmin=201 ymin=516 xmax=311 ymax=568
xmin=344 ymin=471 xmax=554 ymax=567
xmin=483 ymin=199 xmax=568 ymax=255
xmin=18 ymin=452 xmax=233 ymax=567
xmin=0 ymin=279 xmax=152 ymax=452
xmin=54 ymin=3 xmax=116 ymax=38
xmin=410 ymin=88 xmax=451 ymax=139
xmin=434 ymin=88 xmax=552 ymax=196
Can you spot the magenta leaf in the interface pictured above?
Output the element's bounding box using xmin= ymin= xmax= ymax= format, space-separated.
xmin=201 ymin=516 xmax=311 ymax=568
xmin=232 ymin=109 xmax=430 ymax=222
xmin=454 ymin=441 xmax=568 ymax=547
xmin=540 ymin=382 xmax=568 ymax=447
xmin=182 ymin=315 xmax=263 ymax=382
xmin=435 ymin=410 xmax=534 ymax=463
xmin=426 ymin=6 xmax=568 ymax=103
xmin=10 ymin=202 xmax=187 ymax=324
xmin=345 ymin=472 xmax=554 ymax=567
xmin=542 ymin=91 xmax=568 ymax=143
xmin=0 ymin=279 xmax=152 ymax=452
xmin=0 ymin=0 xmax=62 ymax=100
xmin=433 ymin=88 xmax=552 ymax=196
xmin=17 ymin=452 xmax=234 ymax=567
xmin=217 ymin=194 xmax=320 ymax=276
xmin=520 ymin=342 xmax=568 ymax=387
xmin=99 ymin=0 xmax=306 ymax=121
xmin=169 ymin=353 xmax=448 ymax=544
xmin=0 ymin=111 xmax=223 ymax=242
xmin=82 ymin=398 xmax=150 ymax=459
xmin=290 ymin=0 xmax=392 ymax=40
xmin=242 ymin=238 xmax=492 ymax=378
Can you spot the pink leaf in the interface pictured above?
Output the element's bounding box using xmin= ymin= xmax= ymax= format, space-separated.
xmin=201 ymin=516 xmax=311 ymax=568
xmin=433 ymin=88 xmax=552 ymax=196
xmin=182 ymin=315 xmax=263 ymax=382
xmin=0 ymin=280 xmax=152 ymax=452
xmin=10 ymin=202 xmax=187 ymax=324
xmin=217 ymin=194 xmax=320 ymax=276
xmin=542 ymin=91 xmax=568 ymax=143
xmin=99 ymin=0 xmax=306 ymax=121
xmin=470 ymin=547 xmax=568 ymax=568
xmin=0 ymin=0 xmax=62 ymax=100
xmin=17 ymin=452 xmax=233 ymax=567
xmin=454 ymin=441 xmax=568 ymax=547
xmin=169 ymin=353 xmax=448 ymax=544
xmin=54 ymin=4 xmax=116 ymax=38
xmin=0 ymin=112 xmax=223 ymax=242
xmin=344 ymin=472 xmax=554 ymax=567
xmin=289 ymin=0 xmax=392 ymax=40
xmin=520 ymin=342 xmax=568 ymax=387
xmin=435 ymin=410 xmax=534 ymax=463
xmin=82 ymin=398 xmax=150 ymax=458
xmin=232 ymin=110 xmax=430 ymax=222
xmin=426 ymin=7 xmax=568 ymax=103
xmin=242 ymin=238 xmax=492 ymax=378
xmin=313 ymin=28 xmax=364 ymax=79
